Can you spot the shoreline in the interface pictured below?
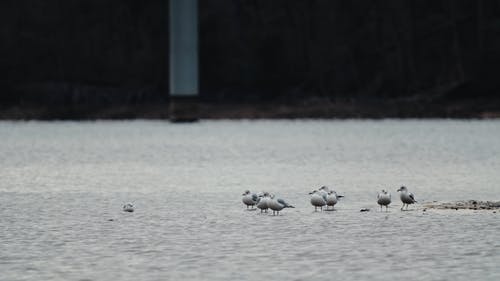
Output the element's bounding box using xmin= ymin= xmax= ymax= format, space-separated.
xmin=423 ymin=200 xmax=500 ymax=211
xmin=1 ymin=99 xmax=500 ymax=120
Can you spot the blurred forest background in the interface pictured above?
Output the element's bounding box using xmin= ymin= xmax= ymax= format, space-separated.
xmin=1 ymin=0 xmax=500 ymax=119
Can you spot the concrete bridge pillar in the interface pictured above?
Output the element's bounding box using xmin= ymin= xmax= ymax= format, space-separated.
xmin=169 ymin=0 xmax=199 ymax=122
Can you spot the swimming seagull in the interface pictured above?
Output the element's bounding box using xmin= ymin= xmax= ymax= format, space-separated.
xmin=397 ymin=186 xmax=417 ymax=210
xmin=242 ymin=190 xmax=260 ymax=209
xmin=256 ymin=192 xmax=271 ymax=213
xmin=268 ymin=194 xmax=295 ymax=215
xmin=377 ymin=189 xmax=391 ymax=211
xmin=309 ymin=190 xmax=326 ymax=211
xmin=123 ymin=203 xmax=134 ymax=212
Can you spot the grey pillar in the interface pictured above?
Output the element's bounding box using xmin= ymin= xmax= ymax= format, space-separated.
xmin=169 ymin=0 xmax=199 ymax=121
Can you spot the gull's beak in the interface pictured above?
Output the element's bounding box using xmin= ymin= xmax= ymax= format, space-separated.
xmin=397 ymin=188 xmax=401 ymax=192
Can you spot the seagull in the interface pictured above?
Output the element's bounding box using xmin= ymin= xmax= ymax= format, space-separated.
xmin=377 ymin=189 xmax=391 ymax=211
xmin=123 ymin=203 xmax=134 ymax=212
xmin=268 ymin=194 xmax=295 ymax=215
xmin=319 ymin=186 xmax=344 ymax=210
xmin=319 ymin=185 xmax=330 ymax=192
xmin=242 ymin=190 xmax=260 ymax=209
xmin=309 ymin=190 xmax=326 ymax=211
xmin=397 ymin=186 xmax=417 ymax=210
xmin=326 ymin=190 xmax=340 ymax=210
xmin=256 ymin=192 xmax=271 ymax=213
xmin=318 ymin=186 xmax=330 ymax=200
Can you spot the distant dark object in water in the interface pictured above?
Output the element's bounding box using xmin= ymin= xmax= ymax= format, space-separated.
xmin=108 ymin=218 xmax=115 ymax=221
xmin=360 ymin=208 xmax=370 ymax=212
xmin=123 ymin=203 xmax=135 ymax=212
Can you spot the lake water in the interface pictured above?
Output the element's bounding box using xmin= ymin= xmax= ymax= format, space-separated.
xmin=0 ymin=120 xmax=499 ymax=281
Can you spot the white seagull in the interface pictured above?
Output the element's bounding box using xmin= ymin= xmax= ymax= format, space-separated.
xmin=123 ymin=203 xmax=134 ymax=212
xmin=256 ymin=192 xmax=271 ymax=213
xmin=377 ymin=189 xmax=391 ymax=211
xmin=319 ymin=185 xmax=330 ymax=192
xmin=309 ymin=190 xmax=326 ymax=211
xmin=326 ymin=190 xmax=341 ymax=210
xmin=318 ymin=186 xmax=330 ymax=200
xmin=242 ymin=190 xmax=260 ymax=209
xmin=268 ymin=194 xmax=295 ymax=215
xmin=397 ymin=186 xmax=417 ymax=210
xmin=319 ymin=186 xmax=344 ymax=210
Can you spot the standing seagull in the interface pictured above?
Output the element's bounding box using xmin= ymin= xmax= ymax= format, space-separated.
xmin=242 ymin=190 xmax=260 ymax=209
xmin=397 ymin=186 xmax=417 ymax=210
xmin=309 ymin=190 xmax=326 ymax=211
xmin=268 ymin=194 xmax=295 ymax=215
xmin=326 ymin=190 xmax=343 ymax=210
xmin=256 ymin=192 xmax=271 ymax=213
xmin=377 ymin=189 xmax=391 ymax=211
xmin=318 ymin=186 xmax=330 ymax=200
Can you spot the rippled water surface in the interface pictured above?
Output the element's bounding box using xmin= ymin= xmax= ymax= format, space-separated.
xmin=1 ymin=120 xmax=499 ymax=281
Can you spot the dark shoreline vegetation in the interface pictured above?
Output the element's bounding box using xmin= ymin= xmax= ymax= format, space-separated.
xmin=1 ymin=97 xmax=500 ymax=120
xmin=2 ymin=1 xmax=500 ymax=120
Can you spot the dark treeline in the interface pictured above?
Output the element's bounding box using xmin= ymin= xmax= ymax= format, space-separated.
xmin=1 ymin=0 xmax=500 ymax=118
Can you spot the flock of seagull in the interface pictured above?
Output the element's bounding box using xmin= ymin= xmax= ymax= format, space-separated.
xmin=241 ymin=185 xmax=417 ymax=215
xmin=121 ymin=185 xmax=417 ymax=214
xmin=242 ymin=190 xmax=295 ymax=215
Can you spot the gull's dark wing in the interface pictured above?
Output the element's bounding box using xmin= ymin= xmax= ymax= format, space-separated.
xmin=409 ymin=193 xmax=416 ymax=202
xmin=277 ymin=198 xmax=294 ymax=208
xmin=252 ymin=193 xmax=259 ymax=202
